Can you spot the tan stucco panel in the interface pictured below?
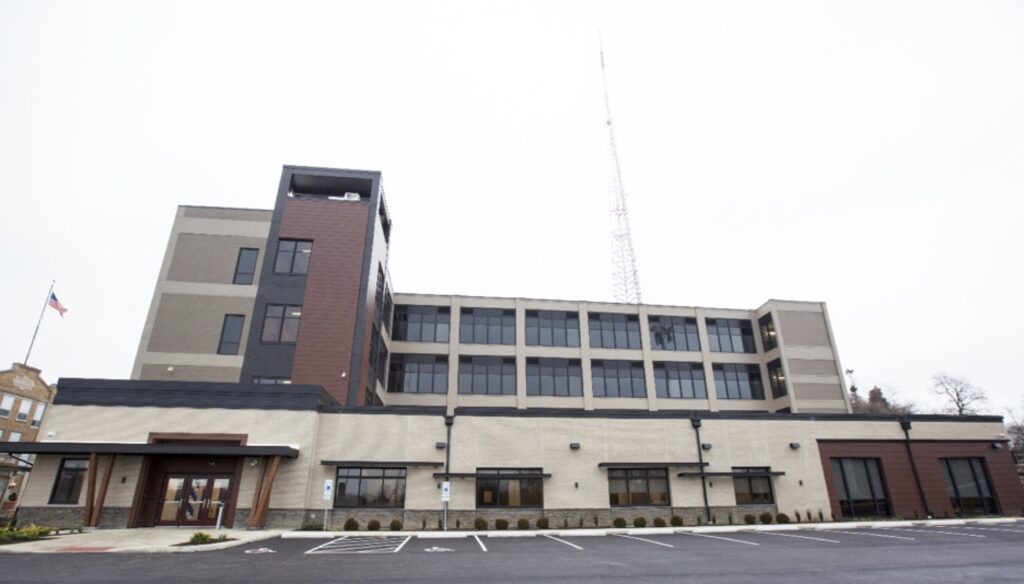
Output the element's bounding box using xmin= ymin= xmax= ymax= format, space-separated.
xmin=166 ymin=233 xmax=267 ymax=285
xmin=778 ymin=311 xmax=830 ymax=347
xmin=147 ymin=294 xmax=256 ymax=354
xmin=139 ymin=364 xmax=241 ymax=383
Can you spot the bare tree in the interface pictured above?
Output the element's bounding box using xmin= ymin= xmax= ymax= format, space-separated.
xmin=850 ymin=385 xmax=915 ymax=415
xmin=931 ymin=373 xmax=987 ymax=416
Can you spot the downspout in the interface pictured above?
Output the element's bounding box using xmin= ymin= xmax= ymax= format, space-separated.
xmin=900 ymin=418 xmax=932 ymax=518
xmin=443 ymin=415 xmax=454 ymax=531
xmin=691 ymin=415 xmax=711 ymax=523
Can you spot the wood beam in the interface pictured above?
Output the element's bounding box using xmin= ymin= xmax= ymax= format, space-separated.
xmin=254 ymin=456 xmax=282 ymax=528
xmin=83 ymin=452 xmax=98 ymax=527
xmin=90 ymin=454 xmax=116 ymax=527
xmin=246 ymin=458 xmax=268 ymax=529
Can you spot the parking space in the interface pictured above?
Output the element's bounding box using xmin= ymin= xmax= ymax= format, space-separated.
xmin=305 ymin=535 xmax=411 ymax=554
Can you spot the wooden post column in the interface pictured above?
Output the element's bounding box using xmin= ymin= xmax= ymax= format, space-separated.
xmin=83 ymin=452 xmax=98 ymax=527
xmin=89 ymin=454 xmax=117 ymax=527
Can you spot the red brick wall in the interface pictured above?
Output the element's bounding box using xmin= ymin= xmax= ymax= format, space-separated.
xmin=818 ymin=440 xmax=1024 ymax=520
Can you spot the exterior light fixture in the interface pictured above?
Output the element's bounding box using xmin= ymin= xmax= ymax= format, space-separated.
xmin=570 ymin=443 xmax=581 ymax=450
xmin=701 ymin=443 xmax=712 ymax=451
xmin=789 ymin=442 xmax=801 ymax=450
xmin=435 ymin=442 xmax=446 ymax=450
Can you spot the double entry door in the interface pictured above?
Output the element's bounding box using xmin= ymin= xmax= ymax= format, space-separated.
xmin=157 ymin=474 xmax=233 ymax=526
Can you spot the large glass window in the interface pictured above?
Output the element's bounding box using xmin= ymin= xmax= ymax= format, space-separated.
xmin=476 ymin=469 xmax=543 ymax=508
xmin=15 ymin=400 xmax=31 ymax=422
xmin=31 ymin=404 xmax=46 ymax=428
xmin=460 ymin=308 xmax=515 ymax=345
xmin=49 ymin=458 xmax=88 ymax=504
xmin=588 ymin=313 xmax=641 ymax=349
xmin=0 ymin=394 xmax=12 ymax=418
xmin=592 ymin=360 xmax=646 ymax=398
xmin=830 ymin=458 xmax=891 ymax=519
xmin=217 ymin=314 xmax=245 ymax=355
xmin=388 ymin=354 xmax=448 ymax=394
xmin=381 ymin=287 xmax=394 ymax=334
xmin=733 ymin=468 xmax=774 ymax=504
xmin=767 ymin=359 xmax=787 ymax=398
xmin=653 ymin=362 xmax=707 ymax=399
xmin=758 ymin=313 xmax=778 ymax=351
xmin=526 ymin=358 xmax=582 ymax=397
xmin=232 ymin=248 xmax=259 ymax=285
xmin=525 ymin=310 xmax=580 ymax=347
xmin=261 ymin=304 xmax=301 ymax=342
xmin=649 ymin=315 xmax=700 ymax=351
xmin=706 ymin=318 xmax=756 ymax=353
xmin=713 ymin=363 xmax=765 ymax=399
xmin=458 ymin=356 xmax=516 ymax=395
xmin=274 ymin=239 xmax=312 ymax=274
xmin=941 ymin=458 xmax=998 ymax=516
xmin=252 ymin=376 xmax=291 ymax=384
xmin=392 ymin=305 xmax=450 ymax=343
xmin=608 ymin=468 xmax=669 ymax=506
xmin=335 ymin=467 xmax=406 ymax=508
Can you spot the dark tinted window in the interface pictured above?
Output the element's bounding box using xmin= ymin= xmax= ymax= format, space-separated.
xmin=476 ymin=468 xmax=543 ymax=508
xmin=649 ymin=316 xmax=699 ymax=351
xmin=458 ymin=356 xmax=516 ymax=395
xmin=49 ymin=458 xmax=88 ymax=504
xmin=588 ymin=313 xmax=641 ymax=349
xmin=733 ymin=468 xmax=774 ymax=504
xmin=261 ymin=304 xmax=301 ymax=342
xmin=233 ymin=248 xmax=259 ymax=285
xmin=830 ymin=458 xmax=891 ymax=519
xmin=460 ymin=308 xmax=515 ymax=345
xmin=592 ymin=360 xmax=646 ymax=398
xmin=252 ymin=376 xmax=290 ymax=384
xmin=608 ymin=468 xmax=669 ymax=506
xmin=526 ymin=358 xmax=583 ymax=397
xmin=941 ymin=458 xmax=998 ymax=516
xmin=388 ymin=354 xmax=448 ymax=394
xmin=335 ymin=467 xmax=406 ymax=508
xmin=713 ymin=363 xmax=764 ymax=399
xmin=767 ymin=359 xmax=787 ymax=398
xmin=525 ymin=310 xmax=580 ymax=347
xmin=758 ymin=313 xmax=778 ymax=351
xmin=392 ymin=305 xmax=450 ymax=343
xmin=274 ymin=239 xmax=312 ymax=274
xmin=653 ymin=362 xmax=706 ymax=399
xmin=706 ymin=318 xmax=756 ymax=353
xmin=217 ymin=314 xmax=245 ymax=355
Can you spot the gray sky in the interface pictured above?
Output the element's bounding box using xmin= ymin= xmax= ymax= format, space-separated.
xmin=1 ymin=1 xmax=1021 ymax=416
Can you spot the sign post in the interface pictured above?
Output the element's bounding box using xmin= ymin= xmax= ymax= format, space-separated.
xmin=322 ymin=479 xmax=333 ymax=531
xmin=441 ymin=481 xmax=450 ymax=531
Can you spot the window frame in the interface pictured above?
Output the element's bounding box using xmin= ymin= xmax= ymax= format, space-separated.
xmin=940 ymin=457 xmax=999 ymax=517
xmin=31 ymin=404 xmax=45 ymax=428
xmin=392 ymin=305 xmax=450 ymax=343
xmin=217 ymin=314 xmax=246 ymax=355
xmin=232 ymin=248 xmax=259 ymax=285
xmin=459 ymin=308 xmax=515 ymax=345
xmin=591 ymin=360 xmax=647 ymax=398
xmin=653 ymin=361 xmax=707 ymax=399
xmin=457 ymin=356 xmax=516 ymax=395
xmin=648 ymin=315 xmax=700 ymax=351
xmin=15 ymin=399 xmax=31 ymax=422
xmin=273 ymin=239 xmax=313 ymax=275
xmin=0 ymin=394 xmax=12 ymax=418
xmin=261 ymin=304 xmax=302 ymax=343
xmin=388 ymin=354 xmax=449 ymax=394
xmin=526 ymin=358 xmax=583 ymax=397
xmin=712 ymin=363 xmax=765 ymax=400
xmin=607 ymin=467 xmax=671 ymax=507
xmin=830 ymin=458 xmax=892 ymax=519
xmin=758 ymin=313 xmax=778 ymax=351
xmin=706 ymin=318 xmax=757 ymax=353
xmin=333 ymin=467 xmax=407 ymax=509
xmin=475 ymin=468 xmax=544 ymax=509
xmin=49 ymin=458 xmax=89 ymax=505
xmin=588 ymin=312 xmax=642 ymax=350
xmin=252 ymin=376 xmax=291 ymax=384
xmin=766 ymin=358 xmax=787 ymax=398
xmin=732 ymin=467 xmax=775 ymax=505
xmin=525 ymin=310 xmax=581 ymax=348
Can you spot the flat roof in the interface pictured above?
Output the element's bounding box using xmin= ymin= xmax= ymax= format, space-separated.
xmin=0 ymin=442 xmax=299 ymax=458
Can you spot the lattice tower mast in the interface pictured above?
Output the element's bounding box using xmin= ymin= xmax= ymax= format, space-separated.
xmin=600 ymin=38 xmax=642 ymax=304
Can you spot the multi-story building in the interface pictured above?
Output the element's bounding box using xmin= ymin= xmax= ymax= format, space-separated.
xmin=2 ymin=166 xmax=1020 ymax=530
xmin=0 ymin=363 xmax=55 ymax=520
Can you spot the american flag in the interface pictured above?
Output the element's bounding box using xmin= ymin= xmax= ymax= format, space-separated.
xmin=48 ymin=292 xmax=68 ymax=317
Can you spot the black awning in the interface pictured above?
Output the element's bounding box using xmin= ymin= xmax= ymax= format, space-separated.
xmin=677 ymin=470 xmax=785 ymax=478
xmin=0 ymin=441 xmax=299 ymax=458
xmin=433 ymin=472 xmax=552 ymax=480
xmin=598 ymin=462 xmax=706 ymax=469
xmin=321 ymin=460 xmax=444 ymax=468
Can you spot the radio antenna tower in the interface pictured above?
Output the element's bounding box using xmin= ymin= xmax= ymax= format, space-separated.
xmin=600 ymin=35 xmax=642 ymax=304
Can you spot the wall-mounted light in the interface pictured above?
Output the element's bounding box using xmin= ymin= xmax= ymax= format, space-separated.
xmin=435 ymin=442 xmax=446 ymax=450
xmin=789 ymin=442 xmax=801 ymax=450
xmin=166 ymin=366 xmax=174 ymax=373
xmin=569 ymin=443 xmax=581 ymax=450
xmin=340 ymin=371 xmax=347 ymax=379
xmin=701 ymin=443 xmax=712 ymax=451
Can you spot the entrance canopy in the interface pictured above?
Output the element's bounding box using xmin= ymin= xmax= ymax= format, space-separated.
xmin=0 ymin=441 xmax=299 ymax=458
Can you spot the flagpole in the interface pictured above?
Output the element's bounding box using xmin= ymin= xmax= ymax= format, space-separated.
xmin=24 ymin=280 xmax=55 ymax=366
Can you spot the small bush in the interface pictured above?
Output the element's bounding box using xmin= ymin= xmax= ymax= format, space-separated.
xmin=817 ymin=509 xmax=824 ymax=522
xmin=474 ymin=517 xmax=488 ymax=530
xmin=653 ymin=517 xmax=666 ymax=528
xmin=298 ymin=522 xmax=322 ymax=531
xmin=670 ymin=515 xmax=683 ymax=527
xmin=218 ymin=534 xmax=229 ymax=541
xmin=711 ymin=516 xmax=717 ymax=525
xmin=563 ymin=518 xmax=568 ymax=528
xmin=437 ymin=519 xmax=443 ymax=530
xmin=612 ymin=517 xmax=627 ymax=528
xmin=578 ymin=517 xmax=584 ymax=528
xmin=367 ymin=519 xmax=381 ymax=531
xmin=593 ymin=516 xmax=599 ymax=527
xmin=759 ymin=512 xmax=773 ymax=525
xmin=517 ymin=518 xmax=530 ymax=530
xmin=343 ymin=518 xmax=359 ymax=531
xmin=0 ymin=525 xmax=52 ymax=543
xmin=456 ymin=520 xmax=461 ymax=529
xmin=743 ymin=514 xmax=757 ymax=525
xmin=189 ymin=532 xmax=211 ymax=545
xmin=806 ymin=509 xmax=813 ymax=523
xmin=795 ymin=511 xmax=802 ymax=523
xmin=776 ymin=513 xmax=790 ymax=524
xmin=495 ymin=519 xmax=509 ymax=530
xmin=389 ymin=519 xmax=403 ymax=531
xmin=536 ymin=517 xmax=549 ymax=529
xmin=633 ymin=517 xmax=647 ymax=528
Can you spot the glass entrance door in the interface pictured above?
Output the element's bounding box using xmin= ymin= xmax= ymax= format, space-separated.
xmin=156 ymin=474 xmax=232 ymax=526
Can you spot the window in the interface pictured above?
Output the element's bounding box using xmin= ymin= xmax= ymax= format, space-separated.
xmin=273 ymin=239 xmax=312 ymax=274
xmin=367 ymin=328 xmax=389 ymax=387
xmin=649 ymin=315 xmax=700 ymax=351
xmin=525 ymin=310 xmax=580 ymax=347
xmin=233 ymin=248 xmax=259 ymax=285
xmin=252 ymin=376 xmax=291 ymax=384
xmin=706 ymin=318 xmax=756 ymax=353
xmin=50 ymin=458 xmax=88 ymax=504
xmin=9 ymin=431 xmax=21 ymax=442
xmin=458 ymin=356 xmax=516 ymax=395
xmin=526 ymin=358 xmax=582 ymax=397
xmin=335 ymin=468 xmax=406 ymax=508
xmin=608 ymin=468 xmax=669 ymax=506
xmin=767 ymin=359 xmax=787 ymax=398
xmin=459 ymin=308 xmax=515 ymax=345
xmin=0 ymin=394 xmax=12 ymax=418
xmin=261 ymin=304 xmax=301 ymax=342
xmin=477 ymin=468 xmax=543 ymax=508
xmin=217 ymin=314 xmax=245 ymax=355
xmin=941 ymin=458 xmax=998 ymax=516
xmin=713 ymin=363 xmax=764 ymax=399
xmin=388 ymin=354 xmax=448 ymax=394
xmin=592 ymin=360 xmax=646 ymax=398
xmin=653 ymin=362 xmax=707 ymax=399
xmin=758 ymin=313 xmax=778 ymax=351
xmin=15 ymin=400 xmax=31 ymax=422
xmin=830 ymin=458 xmax=891 ymax=519
xmin=31 ymin=404 xmax=45 ymax=428
xmin=733 ymin=468 xmax=774 ymax=504
xmin=373 ymin=267 xmax=385 ymax=326
xmin=381 ymin=287 xmax=394 ymax=334
xmin=392 ymin=305 xmax=450 ymax=343
xmin=588 ymin=313 xmax=641 ymax=349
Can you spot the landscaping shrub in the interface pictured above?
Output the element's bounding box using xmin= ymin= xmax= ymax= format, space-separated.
xmin=817 ymin=509 xmax=824 ymax=522
xmin=806 ymin=509 xmax=813 ymax=523
xmin=343 ymin=518 xmax=359 ymax=531
xmin=517 ymin=518 xmax=530 ymax=530
xmin=389 ymin=519 xmax=403 ymax=531
xmin=0 ymin=525 xmax=52 ymax=544
xmin=743 ymin=514 xmax=757 ymax=525
xmin=670 ymin=515 xmax=683 ymax=527
xmin=536 ymin=517 xmax=549 ymax=530
xmin=633 ymin=517 xmax=647 ymax=528
xmin=495 ymin=519 xmax=509 ymax=530
xmin=776 ymin=513 xmax=790 ymax=524
xmin=367 ymin=519 xmax=381 ymax=531
xmin=612 ymin=517 xmax=627 ymax=528
xmin=474 ymin=517 xmax=488 ymax=530
xmin=593 ymin=516 xmax=599 ymax=527
xmin=759 ymin=512 xmax=773 ymax=525
xmin=794 ymin=511 xmax=802 ymax=523
xmin=189 ymin=532 xmax=211 ymax=545
xmin=456 ymin=520 xmax=461 ymax=529
xmin=653 ymin=517 xmax=666 ymax=528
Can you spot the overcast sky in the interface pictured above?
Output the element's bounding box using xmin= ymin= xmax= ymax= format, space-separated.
xmin=1 ymin=1 xmax=1021 ymax=416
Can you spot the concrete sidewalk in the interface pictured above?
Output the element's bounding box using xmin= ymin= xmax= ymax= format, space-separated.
xmin=0 ymin=527 xmax=283 ymax=554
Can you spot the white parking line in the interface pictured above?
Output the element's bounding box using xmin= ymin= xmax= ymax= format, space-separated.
xmin=880 ymin=528 xmax=985 ymax=538
xmin=306 ymin=536 xmax=410 ymax=554
xmin=394 ymin=536 xmax=412 ymax=552
xmin=305 ymin=536 xmax=348 ymax=554
xmin=613 ymin=534 xmax=674 ymax=548
xmin=543 ymin=534 xmax=583 ymax=550
xmin=962 ymin=526 xmax=1024 ymax=534
xmin=831 ymin=530 xmax=914 ymax=541
xmin=756 ymin=531 xmax=840 ymax=544
xmin=680 ymin=532 xmax=759 ymax=546
xmin=474 ymin=535 xmax=488 ymax=552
